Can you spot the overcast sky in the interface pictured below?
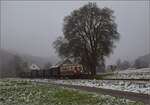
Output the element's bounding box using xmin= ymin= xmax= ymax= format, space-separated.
xmin=1 ymin=1 xmax=149 ymax=65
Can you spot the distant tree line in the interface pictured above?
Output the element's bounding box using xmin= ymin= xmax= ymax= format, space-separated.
xmin=0 ymin=54 xmax=52 ymax=78
xmin=0 ymin=55 xmax=27 ymax=78
xmin=134 ymin=57 xmax=149 ymax=69
xmin=116 ymin=59 xmax=130 ymax=70
xmin=13 ymin=55 xmax=29 ymax=77
xmin=115 ymin=56 xmax=149 ymax=71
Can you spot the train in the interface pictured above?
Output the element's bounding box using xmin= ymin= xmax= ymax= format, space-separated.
xmin=20 ymin=64 xmax=83 ymax=79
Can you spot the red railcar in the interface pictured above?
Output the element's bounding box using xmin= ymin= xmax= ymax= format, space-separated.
xmin=59 ymin=64 xmax=83 ymax=78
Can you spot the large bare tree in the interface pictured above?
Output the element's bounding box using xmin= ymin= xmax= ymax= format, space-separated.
xmin=54 ymin=3 xmax=120 ymax=75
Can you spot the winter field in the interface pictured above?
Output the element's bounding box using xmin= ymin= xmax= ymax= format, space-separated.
xmin=50 ymin=79 xmax=150 ymax=95
xmin=104 ymin=68 xmax=150 ymax=79
xmin=49 ymin=68 xmax=150 ymax=95
xmin=0 ymin=79 xmax=145 ymax=105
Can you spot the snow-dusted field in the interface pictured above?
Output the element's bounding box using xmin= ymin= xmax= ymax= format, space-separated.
xmin=46 ymin=68 xmax=150 ymax=95
xmin=50 ymin=79 xmax=150 ymax=95
xmin=1 ymin=79 xmax=145 ymax=105
xmin=105 ymin=68 xmax=150 ymax=79
xmin=8 ymin=78 xmax=150 ymax=95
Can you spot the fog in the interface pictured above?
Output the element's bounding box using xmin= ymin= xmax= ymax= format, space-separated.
xmin=0 ymin=1 xmax=149 ymax=65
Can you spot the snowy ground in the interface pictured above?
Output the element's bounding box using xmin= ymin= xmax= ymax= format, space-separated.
xmin=0 ymin=79 xmax=145 ymax=105
xmin=50 ymin=79 xmax=150 ymax=95
xmin=105 ymin=68 xmax=150 ymax=79
xmin=7 ymin=78 xmax=150 ymax=95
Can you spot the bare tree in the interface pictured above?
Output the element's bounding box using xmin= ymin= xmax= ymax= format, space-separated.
xmin=54 ymin=3 xmax=120 ymax=75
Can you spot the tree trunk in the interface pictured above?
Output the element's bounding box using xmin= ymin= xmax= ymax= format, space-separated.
xmin=90 ymin=64 xmax=96 ymax=76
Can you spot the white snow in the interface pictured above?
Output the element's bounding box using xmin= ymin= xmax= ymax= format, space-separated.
xmin=5 ymin=68 xmax=150 ymax=95
xmin=48 ymin=68 xmax=150 ymax=94
xmin=105 ymin=68 xmax=150 ymax=79
xmin=6 ymin=78 xmax=150 ymax=95
xmin=50 ymin=79 xmax=150 ymax=95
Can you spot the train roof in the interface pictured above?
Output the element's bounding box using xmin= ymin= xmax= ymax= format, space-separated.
xmin=50 ymin=65 xmax=59 ymax=68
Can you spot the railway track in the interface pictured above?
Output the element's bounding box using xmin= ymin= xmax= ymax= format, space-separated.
xmin=51 ymin=83 xmax=150 ymax=105
xmin=95 ymin=79 xmax=150 ymax=81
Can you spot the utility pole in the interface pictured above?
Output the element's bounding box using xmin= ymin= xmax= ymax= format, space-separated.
xmin=0 ymin=0 xmax=1 ymax=49
xmin=0 ymin=0 xmax=3 ymax=78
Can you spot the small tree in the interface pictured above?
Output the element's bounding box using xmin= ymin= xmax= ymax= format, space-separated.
xmin=121 ymin=60 xmax=130 ymax=70
xmin=134 ymin=59 xmax=149 ymax=69
xmin=116 ymin=59 xmax=121 ymax=70
xmin=44 ymin=62 xmax=52 ymax=69
xmin=22 ymin=61 xmax=29 ymax=71
xmin=13 ymin=55 xmax=23 ymax=77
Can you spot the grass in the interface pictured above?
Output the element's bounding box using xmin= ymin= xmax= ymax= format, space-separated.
xmin=0 ymin=79 xmax=145 ymax=105
xmin=93 ymin=72 xmax=114 ymax=79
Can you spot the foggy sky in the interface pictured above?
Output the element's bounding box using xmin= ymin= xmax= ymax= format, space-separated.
xmin=1 ymin=1 xmax=150 ymax=65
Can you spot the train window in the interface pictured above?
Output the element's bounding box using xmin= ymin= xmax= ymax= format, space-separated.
xmin=62 ymin=67 xmax=65 ymax=70
xmin=73 ymin=66 xmax=75 ymax=70
xmin=74 ymin=67 xmax=77 ymax=70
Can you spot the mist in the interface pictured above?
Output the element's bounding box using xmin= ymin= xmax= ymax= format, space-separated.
xmin=0 ymin=1 xmax=149 ymax=65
